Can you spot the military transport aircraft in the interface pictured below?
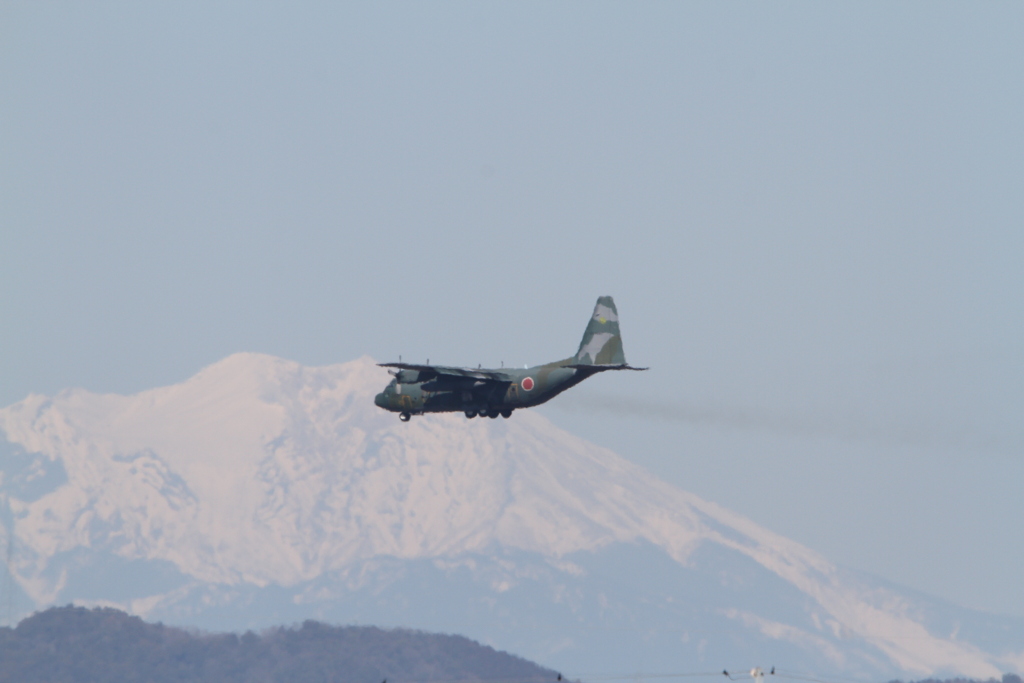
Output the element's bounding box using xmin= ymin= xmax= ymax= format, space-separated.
xmin=374 ymin=296 xmax=646 ymax=421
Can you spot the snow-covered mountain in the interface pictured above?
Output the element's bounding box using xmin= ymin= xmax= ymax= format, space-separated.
xmin=1 ymin=354 xmax=1021 ymax=680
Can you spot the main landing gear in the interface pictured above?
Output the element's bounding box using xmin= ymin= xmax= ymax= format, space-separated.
xmin=400 ymin=408 xmax=513 ymax=421
xmin=465 ymin=408 xmax=513 ymax=419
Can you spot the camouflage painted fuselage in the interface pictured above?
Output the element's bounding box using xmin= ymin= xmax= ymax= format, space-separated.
xmin=374 ymin=296 xmax=645 ymax=420
xmin=374 ymin=358 xmax=599 ymax=416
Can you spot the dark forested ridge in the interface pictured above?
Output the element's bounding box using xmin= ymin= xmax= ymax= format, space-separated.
xmin=0 ymin=606 xmax=561 ymax=683
xmin=3 ymin=607 xmax=1021 ymax=683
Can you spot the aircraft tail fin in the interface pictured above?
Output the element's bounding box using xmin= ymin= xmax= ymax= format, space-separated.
xmin=574 ymin=296 xmax=627 ymax=366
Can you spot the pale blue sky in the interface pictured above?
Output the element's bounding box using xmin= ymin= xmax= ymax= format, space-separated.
xmin=2 ymin=3 xmax=1022 ymax=617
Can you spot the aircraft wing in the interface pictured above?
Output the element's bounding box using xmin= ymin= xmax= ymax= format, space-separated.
xmin=377 ymin=362 xmax=514 ymax=383
xmin=564 ymin=363 xmax=649 ymax=371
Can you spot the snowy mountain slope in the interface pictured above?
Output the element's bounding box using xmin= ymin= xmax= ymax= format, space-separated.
xmin=1 ymin=354 xmax=1021 ymax=679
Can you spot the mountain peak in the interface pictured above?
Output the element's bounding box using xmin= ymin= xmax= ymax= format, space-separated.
xmin=1 ymin=355 xmax=1020 ymax=679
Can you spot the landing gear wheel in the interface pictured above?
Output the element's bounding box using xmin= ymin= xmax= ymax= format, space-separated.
xmin=488 ymin=410 xmax=499 ymax=419
xmin=500 ymin=409 xmax=512 ymax=418
xmin=465 ymin=410 xmax=477 ymax=418
xmin=399 ymin=412 xmax=411 ymax=422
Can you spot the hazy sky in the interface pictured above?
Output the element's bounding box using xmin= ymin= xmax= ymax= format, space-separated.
xmin=2 ymin=3 xmax=1022 ymax=618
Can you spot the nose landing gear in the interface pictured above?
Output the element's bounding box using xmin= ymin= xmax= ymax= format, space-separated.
xmin=399 ymin=412 xmax=411 ymax=422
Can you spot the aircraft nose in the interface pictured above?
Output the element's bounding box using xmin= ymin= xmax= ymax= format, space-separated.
xmin=374 ymin=392 xmax=388 ymax=408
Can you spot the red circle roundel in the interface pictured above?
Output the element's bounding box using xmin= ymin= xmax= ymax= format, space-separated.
xmin=521 ymin=377 xmax=535 ymax=391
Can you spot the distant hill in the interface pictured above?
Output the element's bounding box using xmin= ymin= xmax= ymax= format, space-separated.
xmin=0 ymin=606 xmax=560 ymax=683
